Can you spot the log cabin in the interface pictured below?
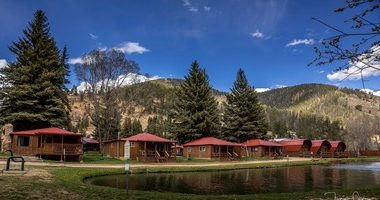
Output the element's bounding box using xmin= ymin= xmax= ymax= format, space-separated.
xmin=276 ymin=139 xmax=312 ymax=157
xmin=242 ymin=139 xmax=283 ymax=157
xmin=329 ymin=141 xmax=346 ymax=157
xmin=82 ymin=137 xmax=99 ymax=152
xmin=10 ymin=127 xmax=83 ymax=161
xmin=172 ymin=144 xmax=184 ymax=156
xmin=311 ymin=140 xmax=332 ymax=157
xmin=103 ymin=132 xmax=176 ymax=162
xmin=183 ymin=137 xmax=242 ymax=160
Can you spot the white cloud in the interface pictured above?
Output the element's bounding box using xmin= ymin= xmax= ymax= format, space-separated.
xmin=327 ymin=45 xmax=380 ymax=81
xmin=183 ymin=0 xmax=191 ymax=6
xmin=204 ymin=6 xmax=211 ymax=12
xmin=285 ymin=39 xmax=315 ymax=47
xmin=77 ymin=73 xmax=161 ymax=93
xmin=319 ymin=70 xmax=325 ymax=74
xmin=89 ymin=33 xmax=99 ymax=40
xmin=68 ymin=42 xmax=149 ymax=65
xmin=250 ymin=30 xmax=264 ymax=38
xmin=189 ymin=7 xmax=199 ymax=12
xmin=0 ymin=59 xmax=8 ymax=69
xmin=255 ymin=88 xmax=271 ymax=93
xmin=360 ymin=89 xmax=380 ymax=97
xmin=182 ymin=0 xmax=199 ymax=12
xmin=115 ymin=42 xmax=150 ymax=54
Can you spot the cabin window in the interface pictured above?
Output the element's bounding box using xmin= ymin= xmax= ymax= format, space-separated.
xmin=17 ymin=136 xmax=30 ymax=147
xmin=199 ymin=146 xmax=206 ymax=152
xmin=251 ymin=147 xmax=258 ymax=152
xmin=187 ymin=147 xmax=192 ymax=152
xmin=130 ymin=142 xmax=135 ymax=147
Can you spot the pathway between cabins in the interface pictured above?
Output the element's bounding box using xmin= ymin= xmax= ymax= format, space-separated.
xmin=0 ymin=157 xmax=311 ymax=169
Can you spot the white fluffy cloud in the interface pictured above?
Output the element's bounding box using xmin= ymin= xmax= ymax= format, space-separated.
xmin=204 ymin=6 xmax=211 ymax=12
xmin=76 ymin=73 xmax=161 ymax=93
xmin=327 ymin=45 xmax=380 ymax=81
xmin=183 ymin=0 xmax=199 ymax=12
xmin=286 ymin=39 xmax=315 ymax=47
xmin=115 ymin=42 xmax=150 ymax=54
xmin=89 ymin=33 xmax=98 ymax=40
xmin=68 ymin=42 xmax=149 ymax=64
xmin=250 ymin=30 xmax=264 ymax=38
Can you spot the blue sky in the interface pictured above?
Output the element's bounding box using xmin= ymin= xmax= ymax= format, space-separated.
xmin=0 ymin=0 xmax=379 ymax=92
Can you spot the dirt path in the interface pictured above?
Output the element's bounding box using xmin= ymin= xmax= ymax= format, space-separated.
xmin=0 ymin=157 xmax=311 ymax=169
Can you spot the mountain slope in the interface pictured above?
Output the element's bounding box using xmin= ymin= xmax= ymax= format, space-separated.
xmin=69 ymin=80 xmax=380 ymax=149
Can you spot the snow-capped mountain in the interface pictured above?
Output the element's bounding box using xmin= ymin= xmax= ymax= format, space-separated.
xmin=76 ymin=73 xmax=161 ymax=92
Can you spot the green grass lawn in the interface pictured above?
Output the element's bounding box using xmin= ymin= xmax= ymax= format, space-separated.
xmin=0 ymin=157 xmax=380 ymax=199
xmin=81 ymin=151 xmax=126 ymax=164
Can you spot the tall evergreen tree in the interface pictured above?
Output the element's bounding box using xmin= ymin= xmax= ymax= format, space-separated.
xmin=223 ymin=69 xmax=268 ymax=142
xmin=131 ymin=119 xmax=142 ymax=134
xmin=172 ymin=61 xmax=220 ymax=143
xmin=121 ymin=117 xmax=132 ymax=136
xmin=0 ymin=10 xmax=70 ymax=131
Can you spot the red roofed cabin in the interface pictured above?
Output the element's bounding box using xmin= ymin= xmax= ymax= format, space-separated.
xmin=277 ymin=139 xmax=312 ymax=157
xmin=329 ymin=141 xmax=346 ymax=157
xmin=242 ymin=139 xmax=283 ymax=157
xmin=183 ymin=137 xmax=242 ymax=160
xmin=10 ymin=127 xmax=83 ymax=161
xmin=82 ymin=137 xmax=100 ymax=152
xmin=311 ymin=140 xmax=332 ymax=157
xmin=103 ymin=133 xmax=175 ymax=162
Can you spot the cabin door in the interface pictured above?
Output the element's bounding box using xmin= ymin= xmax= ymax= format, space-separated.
xmin=124 ymin=141 xmax=130 ymax=160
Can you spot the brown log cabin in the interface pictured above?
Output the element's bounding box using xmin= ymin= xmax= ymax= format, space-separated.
xmin=10 ymin=127 xmax=83 ymax=161
xmin=242 ymin=139 xmax=283 ymax=157
xmin=183 ymin=137 xmax=242 ymax=160
xmin=329 ymin=141 xmax=347 ymax=157
xmin=103 ymin=132 xmax=176 ymax=162
xmin=311 ymin=140 xmax=332 ymax=157
xmin=276 ymin=139 xmax=312 ymax=157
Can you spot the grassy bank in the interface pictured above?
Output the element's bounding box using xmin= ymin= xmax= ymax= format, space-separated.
xmin=0 ymin=157 xmax=380 ymax=200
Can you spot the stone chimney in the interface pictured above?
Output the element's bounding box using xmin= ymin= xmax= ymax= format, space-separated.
xmin=1 ymin=123 xmax=13 ymax=152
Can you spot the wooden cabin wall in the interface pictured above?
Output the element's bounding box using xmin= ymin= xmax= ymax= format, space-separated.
xmin=184 ymin=145 xmax=212 ymax=159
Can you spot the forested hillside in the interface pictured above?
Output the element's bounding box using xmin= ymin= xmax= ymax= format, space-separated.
xmin=69 ymin=80 xmax=380 ymax=150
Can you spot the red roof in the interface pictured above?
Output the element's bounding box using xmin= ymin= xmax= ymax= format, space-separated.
xmin=242 ymin=139 xmax=283 ymax=147
xmin=277 ymin=139 xmax=311 ymax=152
xmin=183 ymin=137 xmax=242 ymax=147
xmin=11 ymin=127 xmax=81 ymax=137
xmin=329 ymin=141 xmax=346 ymax=152
xmin=310 ymin=140 xmax=331 ymax=153
xmin=83 ymin=137 xmax=99 ymax=144
xmin=121 ymin=132 xmax=174 ymax=143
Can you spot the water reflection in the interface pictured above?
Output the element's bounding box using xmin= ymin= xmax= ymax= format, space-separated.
xmin=87 ymin=162 xmax=380 ymax=195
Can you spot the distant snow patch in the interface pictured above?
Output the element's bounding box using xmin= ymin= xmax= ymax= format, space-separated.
xmin=77 ymin=73 xmax=161 ymax=92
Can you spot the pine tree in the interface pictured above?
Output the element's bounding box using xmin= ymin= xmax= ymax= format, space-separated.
xmin=223 ymin=69 xmax=268 ymax=142
xmin=131 ymin=119 xmax=142 ymax=134
xmin=121 ymin=117 xmax=132 ymax=136
xmin=0 ymin=10 xmax=70 ymax=131
xmin=92 ymin=98 xmax=121 ymax=140
xmin=172 ymin=61 xmax=220 ymax=143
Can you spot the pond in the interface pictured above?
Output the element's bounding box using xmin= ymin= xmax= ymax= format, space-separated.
xmin=86 ymin=162 xmax=380 ymax=195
